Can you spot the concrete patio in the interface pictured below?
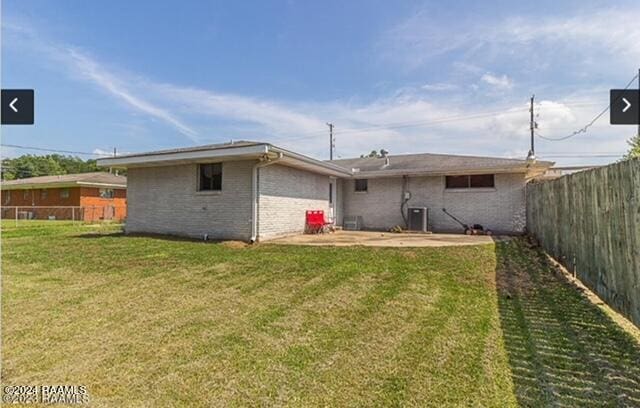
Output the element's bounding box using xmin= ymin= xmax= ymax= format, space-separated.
xmin=267 ymin=230 xmax=497 ymax=247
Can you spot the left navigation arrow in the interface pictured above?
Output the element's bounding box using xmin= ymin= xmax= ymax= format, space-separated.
xmin=1 ymin=89 xmax=34 ymax=125
xmin=9 ymin=97 xmax=19 ymax=113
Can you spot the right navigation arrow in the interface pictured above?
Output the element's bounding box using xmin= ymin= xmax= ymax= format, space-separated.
xmin=610 ymin=89 xmax=639 ymax=125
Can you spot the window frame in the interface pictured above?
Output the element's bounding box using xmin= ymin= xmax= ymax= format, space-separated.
xmin=99 ymin=188 xmax=115 ymax=199
xmin=354 ymin=179 xmax=368 ymax=193
xmin=445 ymin=174 xmax=495 ymax=190
xmin=40 ymin=189 xmax=48 ymax=200
xmin=197 ymin=163 xmax=223 ymax=192
xmin=60 ymin=188 xmax=70 ymax=199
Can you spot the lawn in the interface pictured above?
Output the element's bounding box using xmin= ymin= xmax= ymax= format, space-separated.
xmin=2 ymin=223 xmax=639 ymax=407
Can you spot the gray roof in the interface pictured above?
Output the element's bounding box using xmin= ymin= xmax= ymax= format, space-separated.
xmin=328 ymin=153 xmax=553 ymax=176
xmin=97 ymin=139 xmax=554 ymax=177
xmin=2 ymin=172 xmax=127 ymax=189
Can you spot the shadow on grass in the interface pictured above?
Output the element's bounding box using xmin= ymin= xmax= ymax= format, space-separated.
xmin=495 ymin=238 xmax=640 ymax=407
xmin=74 ymin=231 xmax=250 ymax=246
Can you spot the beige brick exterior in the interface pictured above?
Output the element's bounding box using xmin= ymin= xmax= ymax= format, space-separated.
xmin=125 ymin=160 xmax=527 ymax=240
xmin=126 ymin=161 xmax=255 ymax=240
xmin=257 ymin=164 xmax=330 ymax=240
xmin=342 ymin=173 xmax=526 ymax=233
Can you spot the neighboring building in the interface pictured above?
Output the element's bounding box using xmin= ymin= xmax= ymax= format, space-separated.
xmin=1 ymin=172 xmax=127 ymax=221
xmin=97 ymin=141 xmax=552 ymax=241
xmin=536 ymin=165 xmax=601 ymax=180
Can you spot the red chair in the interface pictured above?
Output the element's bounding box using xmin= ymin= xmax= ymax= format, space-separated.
xmin=305 ymin=210 xmax=331 ymax=234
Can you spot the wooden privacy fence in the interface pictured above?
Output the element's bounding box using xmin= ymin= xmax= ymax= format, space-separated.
xmin=526 ymin=159 xmax=640 ymax=327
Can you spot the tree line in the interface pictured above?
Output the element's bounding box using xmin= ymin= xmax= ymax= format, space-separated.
xmin=1 ymin=154 xmax=115 ymax=180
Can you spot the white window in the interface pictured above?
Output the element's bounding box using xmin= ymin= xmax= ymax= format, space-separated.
xmin=99 ymin=188 xmax=115 ymax=198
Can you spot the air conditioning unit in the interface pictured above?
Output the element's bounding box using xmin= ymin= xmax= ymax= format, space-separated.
xmin=408 ymin=207 xmax=428 ymax=232
xmin=343 ymin=215 xmax=363 ymax=231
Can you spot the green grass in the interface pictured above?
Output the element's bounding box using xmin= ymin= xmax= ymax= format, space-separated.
xmin=2 ymin=224 xmax=639 ymax=407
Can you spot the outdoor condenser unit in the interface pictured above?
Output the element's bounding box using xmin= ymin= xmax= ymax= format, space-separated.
xmin=408 ymin=207 xmax=428 ymax=232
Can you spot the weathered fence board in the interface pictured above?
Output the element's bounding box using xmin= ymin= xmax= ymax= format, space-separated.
xmin=526 ymin=159 xmax=640 ymax=327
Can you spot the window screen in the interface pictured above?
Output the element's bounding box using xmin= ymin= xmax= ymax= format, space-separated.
xmin=199 ymin=163 xmax=222 ymax=191
xmin=470 ymin=174 xmax=495 ymax=188
xmin=446 ymin=175 xmax=495 ymax=189
xmin=445 ymin=176 xmax=469 ymax=188
xmin=355 ymin=179 xmax=368 ymax=192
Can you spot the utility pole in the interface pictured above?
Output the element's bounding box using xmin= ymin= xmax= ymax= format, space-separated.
xmin=110 ymin=147 xmax=117 ymax=175
xmin=527 ymin=95 xmax=536 ymax=161
xmin=327 ymin=123 xmax=335 ymax=160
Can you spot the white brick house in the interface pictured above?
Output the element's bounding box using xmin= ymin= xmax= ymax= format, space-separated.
xmin=98 ymin=141 xmax=552 ymax=241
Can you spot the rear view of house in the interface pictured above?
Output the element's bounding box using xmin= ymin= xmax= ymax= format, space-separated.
xmin=97 ymin=141 xmax=552 ymax=241
xmin=1 ymin=172 xmax=127 ymax=222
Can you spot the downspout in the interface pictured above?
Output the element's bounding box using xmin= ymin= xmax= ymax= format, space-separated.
xmin=250 ymin=152 xmax=283 ymax=243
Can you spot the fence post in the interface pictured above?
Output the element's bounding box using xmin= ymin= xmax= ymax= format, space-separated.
xmin=72 ymin=207 xmax=75 ymax=225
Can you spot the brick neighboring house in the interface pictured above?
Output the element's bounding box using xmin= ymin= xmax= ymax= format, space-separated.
xmin=97 ymin=141 xmax=553 ymax=242
xmin=1 ymin=172 xmax=127 ymax=221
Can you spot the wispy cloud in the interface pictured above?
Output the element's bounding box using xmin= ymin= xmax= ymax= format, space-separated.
xmin=66 ymin=49 xmax=199 ymax=141
xmin=421 ymin=82 xmax=459 ymax=92
xmin=481 ymin=73 xmax=513 ymax=90
xmin=2 ymin=21 xmax=198 ymax=141
xmin=379 ymin=7 xmax=640 ymax=75
xmin=3 ymin=13 xmax=632 ymax=165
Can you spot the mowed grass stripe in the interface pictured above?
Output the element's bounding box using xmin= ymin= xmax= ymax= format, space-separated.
xmin=4 ymin=223 xmax=640 ymax=406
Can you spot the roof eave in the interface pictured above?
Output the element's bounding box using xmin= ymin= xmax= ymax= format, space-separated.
xmin=352 ymin=163 xmax=553 ymax=178
xmin=2 ymin=181 xmax=126 ymax=190
xmin=96 ymin=143 xmax=352 ymax=177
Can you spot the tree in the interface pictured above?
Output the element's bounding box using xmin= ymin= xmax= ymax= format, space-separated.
xmin=1 ymin=154 xmax=106 ymax=180
xmin=624 ymin=134 xmax=640 ymax=160
xmin=359 ymin=149 xmax=388 ymax=158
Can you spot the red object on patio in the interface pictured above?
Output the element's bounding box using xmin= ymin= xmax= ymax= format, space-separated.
xmin=305 ymin=210 xmax=331 ymax=234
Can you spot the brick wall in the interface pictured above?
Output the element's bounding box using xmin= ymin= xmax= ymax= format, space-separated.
xmin=125 ymin=161 xmax=254 ymax=240
xmin=257 ymin=164 xmax=330 ymax=240
xmin=341 ymin=173 xmax=526 ymax=233
xmin=2 ymin=187 xmax=81 ymax=206
xmin=79 ymin=187 xmax=127 ymax=221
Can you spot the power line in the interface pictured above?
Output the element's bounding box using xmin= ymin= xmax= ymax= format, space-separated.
xmin=271 ymin=107 xmax=530 ymax=144
xmin=1 ymin=144 xmax=108 ymax=156
xmin=536 ymin=73 xmax=639 ymax=141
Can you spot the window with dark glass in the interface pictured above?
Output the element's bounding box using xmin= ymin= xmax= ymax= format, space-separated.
xmin=99 ymin=188 xmax=115 ymax=198
xmin=470 ymin=174 xmax=494 ymax=188
xmin=60 ymin=189 xmax=70 ymax=199
xmin=445 ymin=174 xmax=495 ymax=189
xmin=355 ymin=179 xmax=368 ymax=192
xmin=199 ymin=163 xmax=222 ymax=191
xmin=40 ymin=189 xmax=48 ymax=200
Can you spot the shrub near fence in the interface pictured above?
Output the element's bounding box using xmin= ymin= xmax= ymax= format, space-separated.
xmin=526 ymin=158 xmax=640 ymax=327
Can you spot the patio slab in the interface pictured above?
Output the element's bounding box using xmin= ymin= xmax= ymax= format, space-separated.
xmin=267 ymin=230 xmax=497 ymax=247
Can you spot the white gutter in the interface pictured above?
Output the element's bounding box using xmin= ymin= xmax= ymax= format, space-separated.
xmin=250 ymin=151 xmax=284 ymax=243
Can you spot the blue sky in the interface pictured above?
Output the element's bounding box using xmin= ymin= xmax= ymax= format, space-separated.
xmin=2 ymin=0 xmax=639 ymax=165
